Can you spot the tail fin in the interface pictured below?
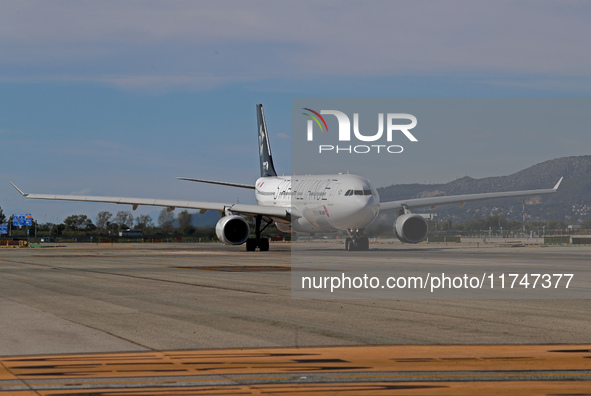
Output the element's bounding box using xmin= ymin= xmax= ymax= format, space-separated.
xmin=256 ymin=104 xmax=277 ymax=177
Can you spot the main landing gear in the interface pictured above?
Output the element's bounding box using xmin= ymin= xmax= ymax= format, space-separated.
xmin=345 ymin=229 xmax=370 ymax=251
xmin=246 ymin=215 xmax=272 ymax=252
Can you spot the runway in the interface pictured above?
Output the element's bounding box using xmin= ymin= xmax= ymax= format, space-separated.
xmin=1 ymin=242 xmax=590 ymax=394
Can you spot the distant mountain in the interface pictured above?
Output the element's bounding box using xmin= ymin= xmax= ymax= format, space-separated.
xmin=377 ymin=155 xmax=591 ymax=223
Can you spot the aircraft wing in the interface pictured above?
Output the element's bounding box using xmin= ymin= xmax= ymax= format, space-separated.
xmin=379 ymin=177 xmax=563 ymax=212
xmin=175 ymin=177 xmax=255 ymax=189
xmin=10 ymin=183 xmax=289 ymax=220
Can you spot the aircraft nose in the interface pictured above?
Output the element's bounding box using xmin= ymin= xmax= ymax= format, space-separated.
xmin=354 ymin=195 xmax=379 ymax=225
xmin=365 ymin=195 xmax=379 ymax=216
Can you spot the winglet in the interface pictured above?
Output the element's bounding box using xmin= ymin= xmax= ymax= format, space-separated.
xmin=553 ymin=177 xmax=564 ymax=190
xmin=10 ymin=182 xmax=28 ymax=197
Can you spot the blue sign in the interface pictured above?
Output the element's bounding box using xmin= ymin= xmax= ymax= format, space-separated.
xmin=0 ymin=224 xmax=7 ymax=235
xmin=12 ymin=214 xmax=28 ymax=227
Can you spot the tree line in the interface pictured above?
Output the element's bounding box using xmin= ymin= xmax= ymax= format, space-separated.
xmin=0 ymin=207 xmax=215 ymax=238
xmin=3 ymin=204 xmax=591 ymax=239
xmin=61 ymin=209 xmax=199 ymax=234
xmin=365 ymin=214 xmax=591 ymax=238
xmin=1 ymin=205 xmax=289 ymax=240
xmin=427 ymin=214 xmax=579 ymax=233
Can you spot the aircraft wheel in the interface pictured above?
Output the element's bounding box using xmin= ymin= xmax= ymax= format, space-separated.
xmin=246 ymin=238 xmax=257 ymax=251
xmin=258 ymin=238 xmax=269 ymax=251
xmin=345 ymin=237 xmax=352 ymax=251
xmin=360 ymin=236 xmax=370 ymax=251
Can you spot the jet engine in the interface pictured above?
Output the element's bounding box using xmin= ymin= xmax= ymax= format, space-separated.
xmin=394 ymin=214 xmax=428 ymax=244
xmin=215 ymin=215 xmax=250 ymax=245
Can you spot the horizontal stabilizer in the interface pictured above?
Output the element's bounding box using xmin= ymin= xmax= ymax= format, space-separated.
xmin=176 ymin=177 xmax=255 ymax=189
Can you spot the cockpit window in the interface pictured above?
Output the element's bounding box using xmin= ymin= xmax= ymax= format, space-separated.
xmin=346 ymin=189 xmax=373 ymax=196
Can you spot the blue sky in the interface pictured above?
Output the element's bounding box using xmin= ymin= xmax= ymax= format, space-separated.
xmin=1 ymin=1 xmax=591 ymax=222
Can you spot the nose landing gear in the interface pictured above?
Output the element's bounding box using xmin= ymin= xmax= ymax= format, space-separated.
xmin=345 ymin=229 xmax=370 ymax=251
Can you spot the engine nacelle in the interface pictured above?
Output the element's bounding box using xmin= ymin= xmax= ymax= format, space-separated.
xmin=394 ymin=214 xmax=428 ymax=244
xmin=215 ymin=215 xmax=250 ymax=245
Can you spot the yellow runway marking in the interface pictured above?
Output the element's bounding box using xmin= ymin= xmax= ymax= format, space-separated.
xmin=1 ymin=345 xmax=590 ymax=395
xmin=4 ymin=381 xmax=591 ymax=395
xmin=3 ymin=345 xmax=591 ymax=378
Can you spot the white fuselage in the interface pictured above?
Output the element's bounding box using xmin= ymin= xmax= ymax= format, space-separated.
xmin=254 ymin=174 xmax=380 ymax=233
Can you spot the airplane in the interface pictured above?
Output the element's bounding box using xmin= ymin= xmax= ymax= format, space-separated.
xmin=12 ymin=104 xmax=562 ymax=251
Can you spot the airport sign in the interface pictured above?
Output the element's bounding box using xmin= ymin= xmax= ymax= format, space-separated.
xmin=12 ymin=214 xmax=32 ymax=227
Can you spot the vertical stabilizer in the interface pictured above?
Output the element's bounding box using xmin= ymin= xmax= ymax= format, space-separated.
xmin=256 ymin=104 xmax=278 ymax=177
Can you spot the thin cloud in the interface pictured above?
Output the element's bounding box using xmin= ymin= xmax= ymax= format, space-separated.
xmin=1 ymin=1 xmax=590 ymax=90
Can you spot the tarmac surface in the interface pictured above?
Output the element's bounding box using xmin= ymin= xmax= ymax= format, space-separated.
xmin=1 ymin=241 xmax=590 ymax=394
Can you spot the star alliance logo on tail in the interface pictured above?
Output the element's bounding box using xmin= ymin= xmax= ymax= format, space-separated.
xmin=259 ymin=124 xmax=265 ymax=156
